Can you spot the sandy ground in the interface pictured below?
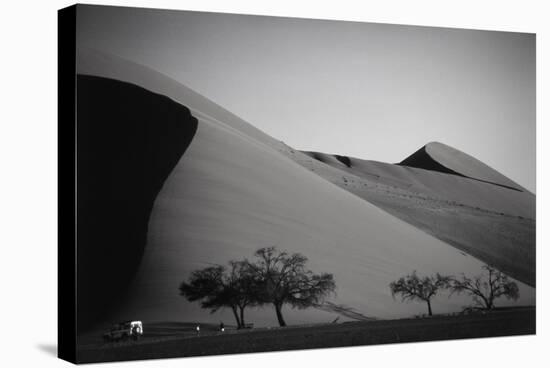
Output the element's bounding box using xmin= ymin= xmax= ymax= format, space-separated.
xmin=76 ymin=307 xmax=535 ymax=363
xmin=77 ymin=50 xmax=535 ymax=337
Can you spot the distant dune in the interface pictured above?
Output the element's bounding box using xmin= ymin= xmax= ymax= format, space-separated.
xmin=400 ymin=142 xmax=525 ymax=191
xmin=77 ymin=49 xmax=535 ymax=337
xmin=298 ymin=148 xmax=535 ymax=286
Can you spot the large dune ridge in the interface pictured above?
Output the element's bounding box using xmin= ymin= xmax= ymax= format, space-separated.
xmin=297 ymin=148 xmax=535 ymax=286
xmin=76 ymin=74 xmax=198 ymax=331
xmin=77 ymin=50 xmax=535 ymax=336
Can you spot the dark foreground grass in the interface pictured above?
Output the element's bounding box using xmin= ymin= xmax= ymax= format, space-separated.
xmin=76 ymin=307 xmax=535 ymax=363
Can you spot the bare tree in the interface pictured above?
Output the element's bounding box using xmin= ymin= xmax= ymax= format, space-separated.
xmin=448 ymin=265 xmax=519 ymax=310
xmin=389 ymin=271 xmax=450 ymax=316
xmin=179 ymin=261 xmax=258 ymax=328
xmin=226 ymin=260 xmax=259 ymax=327
xmin=247 ymin=247 xmax=336 ymax=326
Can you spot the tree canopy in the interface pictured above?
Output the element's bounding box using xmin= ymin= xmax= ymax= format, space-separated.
xmin=179 ymin=247 xmax=335 ymax=327
xmin=448 ymin=265 xmax=519 ymax=310
xmin=179 ymin=260 xmax=258 ymax=328
xmin=246 ymin=247 xmax=336 ymax=326
xmin=389 ymin=271 xmax=450 ymax=316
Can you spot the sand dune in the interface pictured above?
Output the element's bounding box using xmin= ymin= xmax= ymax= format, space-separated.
xmin=77 ymin=50 xmax=535 ymax=335
xmin=302 ymin=149 xmax=534 ymax=219
xmin=296 ymin=149 xmax=535 ymax=285
xmin=401 ymin=142 xmax=524 ymax=191
xmin=76 ymin=75 xmax=197 ymax=331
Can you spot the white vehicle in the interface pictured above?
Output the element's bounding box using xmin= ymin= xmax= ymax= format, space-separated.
xmin=103 ymin=321 xmax=143 ymax=341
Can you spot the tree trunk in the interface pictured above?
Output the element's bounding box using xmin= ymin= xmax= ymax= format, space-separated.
xmin=481 ymin=295 xmax=493 ymax=310
xmin=275 ymin=303 xmax=286 ymax=327
xmin=427 ymin=299 xmax=433 ymax=316
xmin=239 ymin=306 xmax=245 ymax=327
xmin=231 ymin=306 xmax=242 ymax=328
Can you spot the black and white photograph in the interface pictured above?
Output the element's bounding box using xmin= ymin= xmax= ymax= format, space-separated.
xmin=2 ymin=1 xmax=548 ymax=368
xmin=57 ymin=4 xmax=539 ymax=363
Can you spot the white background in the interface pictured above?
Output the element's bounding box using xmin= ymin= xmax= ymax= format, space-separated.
xmin=0 ymin=0 xmax=547 ymax=367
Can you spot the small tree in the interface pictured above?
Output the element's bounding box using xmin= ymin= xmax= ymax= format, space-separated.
xmin=225 ymin=260 xmax=259 ymax=327
xmin=247 ymin=247 xmax=336 ymax=326
xmin=448 ymin=265 xmax=519 ymax=310
xmin=179 ymin=261 xmax=258 ymax=328
xmin=389 ymin=271 xmax=450 ymax=316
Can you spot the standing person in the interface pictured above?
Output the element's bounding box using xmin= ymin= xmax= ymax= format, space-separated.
xmin=219 ymin=322 xmax=225 ymax=332
xmin=195 ymin=324 xmax=200 ymax=336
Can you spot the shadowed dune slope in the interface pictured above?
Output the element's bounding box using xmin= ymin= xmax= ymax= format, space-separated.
xmin=76 ymin=75 xmax=197 ymax=332
xmin=297 ymin=149 xmax=535 ymax=286
xmin=77 ymin=51 xmax=534 ymax=334
xmin=77 ymin=48 xmax=283 ymax=151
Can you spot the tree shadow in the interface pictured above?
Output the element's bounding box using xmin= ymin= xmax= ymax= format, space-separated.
xmin=36 ymin=344 xmax=57 ymax=357
xmin=315 ymin=302 xmax=377 ymax=321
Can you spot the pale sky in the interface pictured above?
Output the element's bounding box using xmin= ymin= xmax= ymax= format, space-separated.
xmin=76 ymin=5 xmax=536 ymax=192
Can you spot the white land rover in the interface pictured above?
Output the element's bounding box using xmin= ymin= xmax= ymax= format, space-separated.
xmin=103 ymin=321 xmax=143 ymax=341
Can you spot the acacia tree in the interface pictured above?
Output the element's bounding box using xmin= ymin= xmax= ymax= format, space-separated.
xmin=226 ymin=260 xmax=259 ymax=327
xmin=448 ymin=265 xmax=519 ymax=310
xmin=247 ymin=247 xmax=336 ymax=327
xmin=179 ymin=261 xmax=258 ymax=328
xmin=389 ymin=271 xmax=451 ymax=316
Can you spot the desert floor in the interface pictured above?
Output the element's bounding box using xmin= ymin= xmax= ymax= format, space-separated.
xmin=76 ymin=306 xmax=535 ymax=363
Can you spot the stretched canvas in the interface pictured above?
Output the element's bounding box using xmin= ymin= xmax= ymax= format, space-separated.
xmin=58 ymin=4 xmax=536 ymax=364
